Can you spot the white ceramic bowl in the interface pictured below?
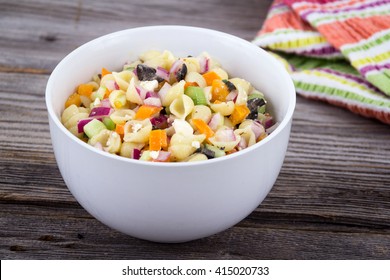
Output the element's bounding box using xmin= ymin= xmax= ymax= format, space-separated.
xmin=46 ymin=26 xmax=295 ymax=242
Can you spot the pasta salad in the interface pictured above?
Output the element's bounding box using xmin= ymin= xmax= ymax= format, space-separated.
xmin=61 ymin=50 xmax=275 ymax=162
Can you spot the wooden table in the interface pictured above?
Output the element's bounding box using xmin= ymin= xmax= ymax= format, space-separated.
xmin=1 ymin=0 xmax=389 ymax=260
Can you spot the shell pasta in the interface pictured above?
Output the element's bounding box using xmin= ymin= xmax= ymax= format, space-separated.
xmin=61 ymin=50 xmax=275 ymax=162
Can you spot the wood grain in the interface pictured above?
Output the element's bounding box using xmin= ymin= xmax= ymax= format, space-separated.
xmin=1 ymin=0 xmax=390 ymax=260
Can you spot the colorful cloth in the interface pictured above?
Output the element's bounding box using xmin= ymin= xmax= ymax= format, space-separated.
xmin=254 ymin=0 xmax=390 ymax=124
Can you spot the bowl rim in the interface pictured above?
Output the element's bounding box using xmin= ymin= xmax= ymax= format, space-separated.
xmin=46 ymin=25 xmax=296 ymax=167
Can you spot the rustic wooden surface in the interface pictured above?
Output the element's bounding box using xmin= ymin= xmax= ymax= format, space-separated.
xmin=1 ymin=0 xmax=390 ymax=260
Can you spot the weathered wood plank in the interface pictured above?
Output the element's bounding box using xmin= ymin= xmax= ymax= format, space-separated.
xmin=0 ymin=0 xmax=269 ymax=72
xmin=1 ymin=204 xmax=389 ymax=259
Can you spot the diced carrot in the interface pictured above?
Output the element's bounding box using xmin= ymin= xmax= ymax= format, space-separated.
xmin=192 ymin=119 xmax=214 ymax=139
xmin=77 ymin=84 xmax=94 ymax=97
xmin=149 ymin=130 xmax=168 ymax=151
xmin=115 ymin=124 xmax=125 ymax=136
xmin=65 ymin=93 xmax=81 ymax=108
xmin=135 ymin=105 xmax=162 ymax=120
xmin=202 ymin=71 xmax=221 ymax=86
xmin=161 ymin=133 xmax=168 ymax=149
xmin=184 ymin=81 xmax=198 ymax=89
xmin=229 ymin=104 xmax=250 ymax=126
xmin=101 ymin=67 xmax=111 ymax=77
xmin=211 ymin=79 xmax=229 ymax=102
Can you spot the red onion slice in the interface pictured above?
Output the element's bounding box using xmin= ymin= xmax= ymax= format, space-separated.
xmin=225 ymin=90 xmax=238 ymax=102
xmin=251 ymin=121 xmax=265 ymax=140
xmin=135 ymin=85 xmax=148 ymax=100
xmin=169 ymin=59 xmax=183 ymax=75
xmin=100 ymin=99 xmax=111 ymax=108
xmin=157 ymin=83 xmax=171 ymax=101
xmin=264 ymin=116 xmax=274 ymax=129
xmin=199 ymin=56 xmax=209 ymax=74
xmin=94 ymin=142 xmax=103 ymax=151
xmin=144 ymin=97 xmax=162 ymax=107
xmin=208 ymin=113 xmax=222 ymax=131
xmin=266 ymin=123 xmax=279 ymax=134
xmin=77 ymin=118 xmax=93 ymax=133
xmin=150 ymin=115 xmax=168 ymax=129
xmin=77 ymin=117 xmax=104 ymax=133
xmin=155 ymin=151 xmax=171 ymax=162
xmin=89 ymin=107 xmax=112 ymax=117
xmin=105 ymin=80 xmax=117 ymax=91
xmin=215 ymin=128 xmax=236 ymax=142
xmin=133 ymin=148 xmax=141 ymax=160
xmin=145 ymin=91 xmax=159 ymax=99
xmin=238 ymin=137 xmax=247 ymax=149
xmin=156 ymin=66 xmax=170 ymax=81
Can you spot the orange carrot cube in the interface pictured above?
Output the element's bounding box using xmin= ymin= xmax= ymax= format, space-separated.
xmin=77 ymin=84 xmax=94 ymax=97
xmin=202 ymin=71 xmax=221 ymax=86
xmin=65 ymin=93 xmax=81 ymax=108
xmin=211 ymin=79 xmax=229 ymax=102
xmin=101 ymin=67 xmax=111 ymax=77
xmin=192 ymin=119 xmax=214 ymax=139
xmin=229 ymin=104 xmax=250 ymax=126
xmin=135 ymin=105 xmax=162 ymax=120
xmin=149 ymin=130 xmax=168 ymax=151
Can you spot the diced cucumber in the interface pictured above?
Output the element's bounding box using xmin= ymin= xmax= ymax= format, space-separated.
xmin=205 ymin=144 xmax=226 ymax=158
xmin=139 ymin=151 xmax=151 ymax=161
xmin=257 ymin=112 xmax=267 ymax=123
xmin=83 ymin=119 xmax=106 ymax=138
xmin=95 ymin=86 xmax=107 ymax=100
xmin=258 ymin=104 xmax=266 ymax=114
xmin=103 ymin=117 xmax=115 ymax=130
xmin=185 ymin=86 xmax=208 ymax=105
xmin=248 ymin=90 xmax=265 ymax=100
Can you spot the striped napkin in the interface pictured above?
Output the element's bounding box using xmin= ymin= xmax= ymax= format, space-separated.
xmin=253 ymin=0 xmax=390 ymax=124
